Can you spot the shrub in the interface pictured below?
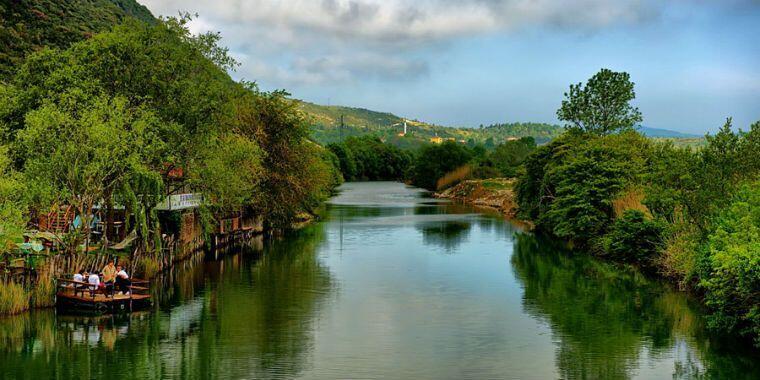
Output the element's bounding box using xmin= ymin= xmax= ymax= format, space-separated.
xmin=657 ymin=222 xmax=701 ymax=286
xmin=699 ymin=181 xmax=760 ymax=346
xmin=602 ymin=210 xmax=665 ymax=265
xmin=543 ymin=137 xmax=643 ymax=242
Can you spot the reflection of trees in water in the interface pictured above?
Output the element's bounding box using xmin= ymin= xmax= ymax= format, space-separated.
xmin=0 ymin=310 xmax=161 ymax=378
xmin=0 ymin=224 xmax=334 ymax=379
xmin=417 ymin=220 xmax=472 ymax=252
xmin=510 ymin=233 xmax=760 ymax=379
xmin=186 ymin=223 xmax=335 ymax=378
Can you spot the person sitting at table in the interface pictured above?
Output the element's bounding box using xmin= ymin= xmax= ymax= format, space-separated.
xmin=68 ymin=270 xmax=83 ymax=292
xmin=88 ymin=271 xmax=103 ymax=291
xmin=102 ymin=260 xmax=116 ymax=292
xmin=115 ymin=265 xmax=131 ymax=295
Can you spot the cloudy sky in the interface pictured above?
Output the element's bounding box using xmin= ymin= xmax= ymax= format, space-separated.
xmin=140 ymin=0 xmax=759 ymax=133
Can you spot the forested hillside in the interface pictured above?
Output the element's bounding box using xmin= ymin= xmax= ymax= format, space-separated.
xmin=301 ymin=101 xmax=564 ymax=148
xmin=0 ymin=0 xmax=154 ymax=79
xmin=302 ymin=101 xmax=703 ymax=149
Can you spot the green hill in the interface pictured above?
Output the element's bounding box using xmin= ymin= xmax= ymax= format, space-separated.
xmin=300 ymin=101 xmax=707 ymax=149
xmin=0 ymin=0 xmax=154 ymax=79
xmin=299 ymin=101 xmax=564 ymax=149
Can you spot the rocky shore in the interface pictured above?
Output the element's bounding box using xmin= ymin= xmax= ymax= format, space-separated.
xmin=434 ymin=179 xmax=521 ymax=220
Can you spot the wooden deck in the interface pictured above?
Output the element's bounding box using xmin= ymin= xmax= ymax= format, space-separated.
xmin=57 ymin=290 xmax=151 ymax=303
xmin=56 ymin=279 xmax=152 ymax=314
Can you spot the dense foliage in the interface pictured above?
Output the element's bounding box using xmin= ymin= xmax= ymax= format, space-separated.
xmin=700 ymin=182 xmax=760 ymax=346
xmin=0 ymin=146 xmax=26 ymax=254
xmin=0 ymin=15 xmax=341 ymax=254
xmin=409 ymin=142 xmax=473 ymax=190
xmin=0 ymin=0 xmax=154 ymax=79
xmin=480 ymin=137 xmax=536 ymax=177
xmin=327 ymin=136 xmax=411 ymax=181
xmin=516 ymin=68 xmax=760 ymax=346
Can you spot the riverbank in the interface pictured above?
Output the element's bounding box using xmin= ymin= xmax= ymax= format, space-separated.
xmin=435 ymin=179 xmax=520 ymax=219
xmin=439 ymin=176 xmax=759 ymax=350
xmin=0 ymin=208 xmax=324 ymax=317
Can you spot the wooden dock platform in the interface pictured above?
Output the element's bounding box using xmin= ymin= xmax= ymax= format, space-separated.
xmin=56 ymin=279 xmax=152 ymax=314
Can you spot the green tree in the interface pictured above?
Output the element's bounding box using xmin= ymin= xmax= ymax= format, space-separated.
xmin=700 ymin=181 xmax=760 ymax=346
xmin=18 ymin=95 xmax=162 ymax=251
xmin=327 ymin=142 xmax=357 ymax=180
xmin=191 ymin=133 xmax=264 ymax=213
xmin=488 ymin=137 xmax=536 ymax=177
xmin=518 ymin=132 xmax=650 ymax=245
xmin=557 ymin=69 xmax=642 ymax=136
xmin=410 ymin=141 xmax=472 ymax=190
xmin=0 ymin=146 xmax=26 ymax=254
xmin=602 ymin=210 xmax=665 ymax=266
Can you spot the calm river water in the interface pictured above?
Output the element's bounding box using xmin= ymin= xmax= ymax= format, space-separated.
xmin=1 ymin=182 xmax=758 ymax=379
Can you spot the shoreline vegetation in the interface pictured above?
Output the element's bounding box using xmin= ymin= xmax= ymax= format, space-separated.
xmin=0 ymin=15 xmax=342 ymax=315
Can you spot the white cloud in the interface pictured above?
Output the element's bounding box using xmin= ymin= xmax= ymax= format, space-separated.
xmin=140 ymin=0 xmax=662 ymax=85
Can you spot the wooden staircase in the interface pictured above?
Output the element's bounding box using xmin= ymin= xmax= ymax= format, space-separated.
xmin=43 ymin=205 xmax=74 ymax=233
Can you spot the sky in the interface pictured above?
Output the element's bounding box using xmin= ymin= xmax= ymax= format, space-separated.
xmin=140 ymin=0 xmax=760 ymax=134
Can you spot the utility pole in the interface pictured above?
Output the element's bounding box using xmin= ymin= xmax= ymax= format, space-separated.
xmin=340 ymin=114 xmax=344 ymax=140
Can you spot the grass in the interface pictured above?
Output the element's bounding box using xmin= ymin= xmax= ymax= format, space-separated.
xmin=0 ymin=282 xmax=29 ymax=315
xmin=612 ymin=188 xmax=651 ymax=219
xmin=656 ymin=222 xmax=701 ymax=287
xmin=480 ymin=179 xmax=514 ymax=191
xmin=30 ymin=277 xmax=56 ymax=308
xmin=436 ymin=165 xmax=472 ymax=190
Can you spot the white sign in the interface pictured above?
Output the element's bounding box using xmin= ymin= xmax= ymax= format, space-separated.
xmin=155 ymin=193 xmax=203 ymax=211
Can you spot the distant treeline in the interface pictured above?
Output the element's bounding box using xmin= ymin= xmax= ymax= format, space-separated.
xmin=327 ymin=135 xmax=537 ymax=190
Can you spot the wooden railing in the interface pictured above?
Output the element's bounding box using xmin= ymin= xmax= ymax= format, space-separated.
xmin=56 ymin=278 xmax=150 ymax=299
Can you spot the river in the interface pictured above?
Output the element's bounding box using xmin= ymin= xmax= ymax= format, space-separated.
xmin=0 ymin=182 xmax=757 ymax=379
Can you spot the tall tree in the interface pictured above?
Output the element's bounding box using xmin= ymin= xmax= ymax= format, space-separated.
xmin=557 ymin=69 xmax=642 ymax=136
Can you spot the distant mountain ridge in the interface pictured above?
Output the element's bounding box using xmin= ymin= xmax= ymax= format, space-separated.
xmin=0 ymin=0 xmax=155 ymax=79
xmin=638 ymin=126 xmax=700 ymax=138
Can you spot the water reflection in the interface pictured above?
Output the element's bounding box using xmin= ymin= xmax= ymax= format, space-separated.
xmin=0 ymin=182 xmax=758 ymax=379
xmin=511 ymin=233 xmax=760 ymax=379
xmin=0 ymin=223 xmax=333 ymax=379
xmin=418 ymin=219 xmax=472 ymax=251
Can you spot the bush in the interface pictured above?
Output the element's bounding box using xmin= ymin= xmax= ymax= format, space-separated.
xmin=699 ymin=181 xmax=760 ymax=346
xmin=602 ymin=210 xmax=664 ymax=265
xmin=540 ymin=132 xmax=650 ymax=244
xmin=657 ymin=222 xmax=701 ymax=285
